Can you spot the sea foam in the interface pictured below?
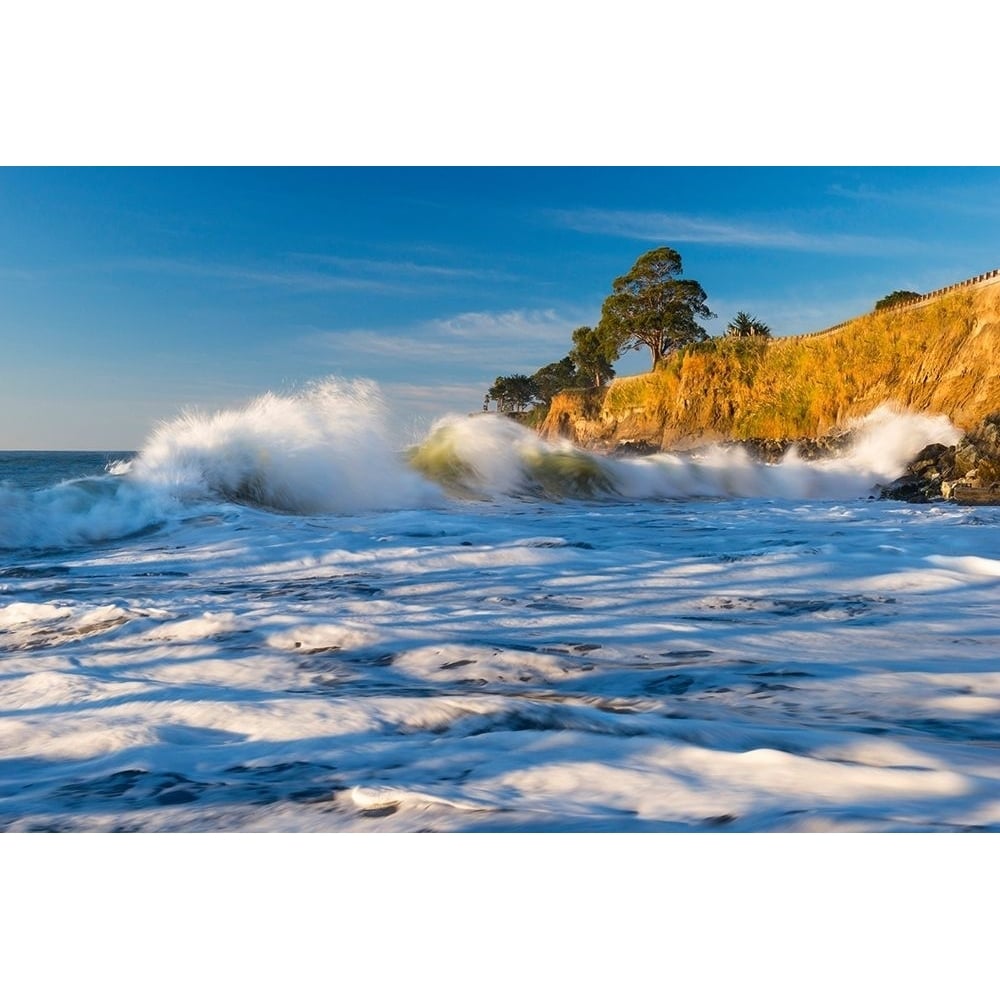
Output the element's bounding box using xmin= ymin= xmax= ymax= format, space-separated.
xmin=411 ymin=403 xmax=961 ymax=501
xmin=126 ymin=377 xmax=438 ymax=514
xmin=0 ymin=380 xmax=965 ymax=551
xmin=1 ymin=379 xmax=437 ymax=550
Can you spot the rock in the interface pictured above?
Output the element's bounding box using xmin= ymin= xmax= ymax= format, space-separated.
xmin=610 ymin=439 xmax=661 ymax=458
xmin=880 ymin=414 xmax=1000 ymax=503
xmin=728 ymin=432 xmax=855 ymax=464
xmin=880 ymin=473 xmax=941 ymax=503
xmin=908 ymin=442 xmax=955 ymax=479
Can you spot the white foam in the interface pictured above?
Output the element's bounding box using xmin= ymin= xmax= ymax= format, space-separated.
xmin=926 ymin=554 xmax=1000 ymax=577
xmin=0 ymin=391 xmax=965 ymax=553
xmin=844 ymin=404 xmax=962 ymax=478
xmin=422 ymin=404 xmax=961 ymax=501
xmin=127 ymin=377 xmax=439 ymax=514
xmin=142 ymin=612 xmax=242 ymax=643
xmin=1 ymin=489 xmax=998 ymax=832
xmin=0 ymin=602 xmax=73 ymax=627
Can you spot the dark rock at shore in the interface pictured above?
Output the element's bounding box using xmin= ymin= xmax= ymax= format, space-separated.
xmin=609 ymin=440 xmax=661 ymax=457
xmin=611 ymin=432 xmax=857 ymax=462
xmin=880 ymin=414 xmax=1000 ymax=504
xmin=604 ymin=415 xmax=1000 ymax=506
xmin=737 ymin=432 xmax=855 ymax=463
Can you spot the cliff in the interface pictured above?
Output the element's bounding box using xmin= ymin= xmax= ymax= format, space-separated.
xmin=541 ymin=277 xmax=1000 ymax=451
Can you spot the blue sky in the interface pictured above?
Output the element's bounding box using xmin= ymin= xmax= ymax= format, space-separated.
xmin=2 ymin=166 xmax=999 ymax=449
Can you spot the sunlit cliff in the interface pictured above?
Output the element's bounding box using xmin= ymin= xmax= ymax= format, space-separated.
xmin=541 ymin=276 xmax=1000 ymax=450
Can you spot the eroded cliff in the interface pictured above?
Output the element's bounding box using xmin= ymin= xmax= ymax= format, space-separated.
xmin=541 ymin=280 xmax=1000 ymax=451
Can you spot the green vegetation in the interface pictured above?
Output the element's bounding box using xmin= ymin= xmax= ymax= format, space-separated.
xmin=531 ymin=357 xmax=580 ymax=405
xmin=597 ymin=247 xmax=714 ymax=368
xmin=487 ymin=328 xmax=617 ymax=419
xmin=485 ymin=246 xmax=707 ymax=419
xmin=725 ymin=311 xmax=771 ymax=339
xmin=545 ymin=286 xmax=994 ymax=447
xmin=875 ymin=289 xmax=921 ymax=311
xmin=484 ymin=252 xmax=992 ymax=449
xmin=569 ymin=325 xmax=616 ymax=388
xmin=487 ymin=374 xmax=536 ymax=412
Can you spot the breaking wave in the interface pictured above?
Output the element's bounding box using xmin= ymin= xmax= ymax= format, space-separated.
xmin=410 ymin=403 xmax=961 ymax=501
xmin=0 ymin=379 xmax=437 ymax=550
xmin=123 ymin=378 xmax=437 ymax=514
xmin=0 ymin=476 xmax=172 ymax=551
xmin=0 ymin=380 xmax=963 ymax=551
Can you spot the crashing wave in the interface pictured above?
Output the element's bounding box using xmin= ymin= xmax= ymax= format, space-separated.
xmin=0 ymin=381 xmax=963 ymax=551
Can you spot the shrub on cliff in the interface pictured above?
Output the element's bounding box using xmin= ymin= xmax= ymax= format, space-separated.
xmin=875 ymin=290 xmax=921 ymax=311
xmin=725 ymin=312 xmax=772 ymax=339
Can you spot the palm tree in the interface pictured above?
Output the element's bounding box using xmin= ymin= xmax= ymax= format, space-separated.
xmin=726 ymin=311 xmax=771 ymax=338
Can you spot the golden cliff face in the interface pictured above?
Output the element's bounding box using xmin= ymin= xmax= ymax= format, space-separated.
xmin=541 ymin=283 xmax=1000 ymax=450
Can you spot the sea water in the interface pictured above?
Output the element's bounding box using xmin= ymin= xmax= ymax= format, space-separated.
xmin=1 ymin=379 xmax=997 ymax=831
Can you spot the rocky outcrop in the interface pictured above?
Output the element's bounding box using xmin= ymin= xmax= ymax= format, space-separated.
xmin=731 ymin=432 xmax=855 ymax=464
xmin=880 ymin=414 xmax=1000 ymax=503
xmin=540 ymin=280 xmax=1000 ymax=452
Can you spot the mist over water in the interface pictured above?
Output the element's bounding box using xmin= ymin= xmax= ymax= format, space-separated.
xmin=0 ymin=379 xmax=965 ymax=551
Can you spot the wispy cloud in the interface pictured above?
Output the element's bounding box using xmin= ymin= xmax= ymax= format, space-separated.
xmin=288 ymin=253 xmax=513 ymax=283
xmin=307 ymin=306 xmax=589 ymax=375
xmin=378 ymin=380 xmax=487 ymax=439
xmin=828 ymin=179 xmax=1000 ymax=219
xmin=548 ymin=208 xmax=918 ymax=255
xmin=110 ymin=256 xmax=398 ymax=293
xmin=105 ymin=251 xmax=518 ymax=295
xmin=430 ymin=308 xmax=572 ymax=342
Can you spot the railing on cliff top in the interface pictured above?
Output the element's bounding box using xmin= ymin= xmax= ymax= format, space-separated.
xmin=782 ymin=265 xmax=1000 ymax=344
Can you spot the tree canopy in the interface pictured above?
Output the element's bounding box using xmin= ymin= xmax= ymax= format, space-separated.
xmin=531 ymin=357 xmax=579 ymax=405
xmin=597 ymin=247 xmax=714 ymax=368
xmin=875 ymin=290 xmax=921 ymax=311
xmin=568 ymin=325 xmax=617 ymax=388
xmin=487 ymin=374 xmax=536 ymax=412
xmin=725 ymin=311 xmax=772 ymax=339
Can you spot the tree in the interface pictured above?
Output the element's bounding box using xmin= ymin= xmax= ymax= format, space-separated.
xmin=725 ymin=311 xmax=772 ymax=338
xmin=531 ymin=357 xmax=580 ymax=405
xmin=597 ymin=247 xmax=715 ymax=369
xmin=568 ymin=325 xmax=617 ymax=388
xmin=487 ymin=374 xmax=537 ymax=412
xmin=875 ymin=290 xmax=921 ymax=311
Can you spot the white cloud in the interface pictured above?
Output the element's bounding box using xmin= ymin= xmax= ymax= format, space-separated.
xmin=310 ymin=306 xmax=592 ymax=373
xmin=548 ymin=208 xmax=919 ymax=255
xmin=109 ymin=257 xmax=408 ymax=293
xmin=288 ymin=253 xmax=512 ymax=283
xmin=828 ymin=179 xmax=1000 ymax=218
xmin=109 ymin=252 xmax=518 ymax=296
xmin=377 ymin=380 xmax=486 ymax=443
xmin=431 ymin=308 xmax=569 ymax=340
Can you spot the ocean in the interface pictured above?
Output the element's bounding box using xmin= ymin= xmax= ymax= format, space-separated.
xmin=1 ymin=378 xmax=998 ymax=832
